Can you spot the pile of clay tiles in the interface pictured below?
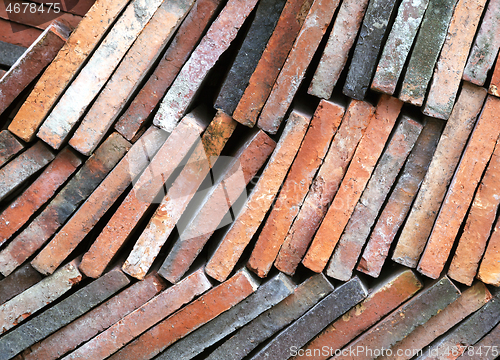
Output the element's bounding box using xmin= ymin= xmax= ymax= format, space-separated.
xmin=1 ymin=0 xmax=500 ymax=358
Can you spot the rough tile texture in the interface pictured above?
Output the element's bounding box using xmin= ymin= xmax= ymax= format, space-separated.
xmin=205 ymin=111 xmax=310 ymax=282
xmin=0 ymin=22 xmax=70 ymax=116
xmin=63 ymin=268 xmax=211 ymax=360
xmin=8 ymin=0 xmax=130 ymax=142
xmin=37 ymin=0 xmax=164 ymax=149
xmin=0 ymin=269 xmax=130 ymax=360
xmin=0 ymin=40 xmax=26 ymax=67
xmin=399 ymin=0 xmax=458 ymax=106
xmin=0 ymin=262 xmax=81 ymax=333
xmin=78 ymin=113 xmax=207 ymax=278
xmin=418 ymin=95 xmax=500 ymax=279
xmin=158 ymin=130 xmax=275 ymax=283
xmin=381 ymin=282 xmax=492 ymax=360
xmin=250 ymin=277 xmax=368 ymax=360
xmin=302 ymin=95 xmax=402 ymax=273
xmin=0 ymin=134 xmax=128 ymax=277
xmin=257 ymin=0 xmax=340 ymax=133
xmin=207 ymin=274 xmax=334 ymax=360
xmin=393 ymin=83 xmax=487 ymax=267
xmin=233 ymin=0 xmax=313 ymax=126
xmin=293 ymin=269 xmax=422 ymax=360
xmin=490 ymin=51 xmax=500 ymax=96
xmin=423 ymin=0 xmax=487 ymax=119
xmin=448 ymin=140 xmax=500 ymax=285
xmin=275 ymin=101 xmax=374 ymax=275
xmin=371 ymin=0 xmax=429 ymax=94
xmin=330 ymin=276 xmax=460 ymax=360
xmin=463 ymin=0 xmax=500 ymax=86
xmin=31 ymin=128 xmax=167 ymax=275
xmin=0 ymin=264 xmax=42 ymax=305
xmin=342 ymin=0 xmax=398 ymax=100
xmin=68 ymin=0 xmax=194 ymax=156
xmin=123 ymin=113 xmax=236 ymax=280
xmin=456 ymin=321 xmax=500 ymax=360
xmin=327 ymin=116 xmax=422 ymax=281
xmin=20 ymin=274 xmax=166 ymax=360
xmin=0 ymin=130 xmax=23 ymax=168
xmin=0 ymin=141 xmax=54 ymax=202
xmin=308 ymin=0 xmax=369 ymax=99
xmin=358 ymin=119 xmax=444 ymax=278
xmin=157 ymin=273 xmax=295 ymax=360
xmin=106 ymin=269 xmax=259 ymax=360
xmin=248 ymin=101 xmax=343 ymax=278
xmin=153 ymin=0 xmax=259 ymax=132
xmin=0 ymin=148 xmax=81 ymax=247
xmin=478 ymin=217 xmax=500 ymax=286
xmin=115 ymin=0 xmax=222 ymax=140
xmin=416 ymin=295 xmax=500 ymax=359
xmin=214 ymin=0 xmax=287 ymax=115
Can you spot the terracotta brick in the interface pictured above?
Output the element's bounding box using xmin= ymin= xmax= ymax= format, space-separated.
xmin=20 ymin=273 xmax=166 ymax=360
xmin=214 ymin=0 xmax=288 ymax=116
xmin=381 ymin=282 xmax=492 ymax=360
xmin=0 ymin=133 xmax=130 ymax=277
xmin=399 ymin=0 xmax=458 ymax=106
xmin=36 ymin=0 xmax=165 ymax=149
xmin=448 ymin=142 xmax=500 ymax=285
xmin=257 ymin=0 xmax=340 ymax=134
xmin=371 ymin=0 xmax=430 ymax=95
xmin=418 ymin=95 xmax=500 ymax=279
xmin=456 ymin=321 xmax=500 ymax=360
xmin=490 ymin=51 xmax=500 ymax=97
xmin=302 ymin=95 xmax=402 ymax=273
xmin=0 ymin=23 xmax=69 ymax=116
xmin=63 ymin=268 xmax=211 ymax=360
xmin=423 ymin=0 xmax=487 ymax=119
xmin=0 ymin=147 xmax=81 ymax=247
xmin=31 ymin=127 xmax=167 ymax=275
xmin=307 ymin=0 xmax=369 ymax=99
xmin=207 ymin=273 xmax=334 ymax=360
xmin=153 ymin=0 xmax=259 ymax=132
xmin=358 ymin=119 xmax=444 ymax=278
xmin=0 ymin=130 xmax=23 ymax=168
xmin=251 ymin=277 xmax=368 ymax=360
xmin=30 ymin=0 xmax=96 ymax=16
xmin=68 ymin=0 xmax=194 ymax=156
xmin=8 ymin=0 xmax=129 ymax=142
xmin=157 ymin=130 xmax=275 ymax=283
xmin=0 ymin=69 xmax=5 ymax=78
xmin=418 ymin=295 xmax=500 ymax=360
xmin=393 ymin=83 xmax=487 ymax=268
xmin=293 ymin=269 xmax=422 ymax=360
xmin=330 ymin=276 xmax=460 ymax=360
xmin=106 ymin=268 xmax=259 ymax=360
xmin=275 ymin=100 xmax=374 ymax=275
xmin=478 ymin=217 xmax=500 ymax=286
xmin=115 ymin=0 xmax=222 ymax=141
xmin=122 ymin=113 xmax=235 ymax=280
xmin=0 ymin=264 xmax=42 ymax=305
xmin=0 ymin=19 xmax=42 ymax=48
xmin=205 ymin=110 xmax=310 ymax=282
xmin=0 ymin=1 xmax=81 ymax=31
xmin=79 ymin=112 xmax=208 ymax=278
xmin=233 ymin=0 xmax=313 ymax=127
xmin=0 ymin=268 xmax=130 ymax=360
xmin=0 ymin=141 xmax=54 ymax=202
xmin=159 ymin=273 xmax=294 ymax=360
xmin=248 ymin=101 xmax=343 ymax=278
xmin=343 ymin=0 xmax=399 ymax=100
xmin=0 ymin=261 xmax=81 ymax=333
xmin=327 ymin=116 xmax=422 ymax=281
xmin=463 ymin=0 xmax=500 ymax=86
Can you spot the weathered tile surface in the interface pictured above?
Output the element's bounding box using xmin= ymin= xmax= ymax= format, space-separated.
xmin=0 ymin=130 xmax=23 ymax=168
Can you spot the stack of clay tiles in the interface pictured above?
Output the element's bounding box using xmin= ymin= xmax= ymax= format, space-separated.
xmin=1 ymin=0 xmax=500 ymax=358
